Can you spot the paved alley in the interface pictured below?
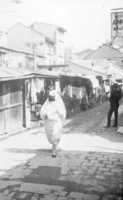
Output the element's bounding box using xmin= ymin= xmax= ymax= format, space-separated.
xmin=0 ymin=102 xmax=123 ymax=200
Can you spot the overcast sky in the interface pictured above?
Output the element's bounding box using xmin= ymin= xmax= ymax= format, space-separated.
xmin=0 ymin=0 xmax=123 ymax=51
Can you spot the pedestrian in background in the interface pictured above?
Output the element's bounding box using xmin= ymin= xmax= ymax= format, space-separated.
xmin=40 ymin=89 xmax=66 ymax=157
xmin=106 ymin=83 xmax=122 ymax=128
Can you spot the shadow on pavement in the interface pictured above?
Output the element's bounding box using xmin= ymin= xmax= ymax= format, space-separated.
xmin=0 ymin=148 xmax=123 ymax=195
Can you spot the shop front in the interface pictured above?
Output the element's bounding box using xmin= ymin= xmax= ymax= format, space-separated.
xmin=59 ymin=75 xmax=93 ymax=117
xmin=27 ymin=73 xmax=59 ymax=124
xmin=0 ymin=80 xmax=24 ymax=134
xmin=0 ymin=68 xmax=34 ymax=135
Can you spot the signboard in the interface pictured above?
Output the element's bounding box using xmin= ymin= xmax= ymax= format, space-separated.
xmin=111 ymin=11 xmax=123 ymax=38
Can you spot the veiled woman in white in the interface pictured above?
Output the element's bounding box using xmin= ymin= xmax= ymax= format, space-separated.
xmin=40 ymin=90 xmax=66 ymax=157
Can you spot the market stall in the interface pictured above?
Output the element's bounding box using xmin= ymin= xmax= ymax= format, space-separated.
xmin=0 ymin=67 xmax=33 ymax=134
xmin=60 ymin=75 xmax=93 ymax=117
xmin=28 ymin=71 xmax=59 ymax=122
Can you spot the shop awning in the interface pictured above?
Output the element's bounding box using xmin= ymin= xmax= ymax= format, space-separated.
xmin=86 ymin=75 xmax=99 ymax=88
xmin=60 ymin=75 xmax=93 ymax=95
xmin=0 ymin=67 xmax=33 ymax=81
xmin=33 ymin=69 xmax=59 ymax=79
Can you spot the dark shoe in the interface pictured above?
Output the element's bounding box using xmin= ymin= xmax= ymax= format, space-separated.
xmin=52 ymin=148 xmax=57 ymax=158
xmin=52 ymin=153 xmax=56 ymax=158
xmin=112 ymin=125 xmax=117 ymax=128
xmin=104 ymin=125 xmax=110 ymax=128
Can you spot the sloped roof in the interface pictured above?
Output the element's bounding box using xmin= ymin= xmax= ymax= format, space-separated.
xmin=70 ymin=58 xmax=108 ymax=76
xmin=31 ymin=22 xmax=66 ymax=43
xmin=0 ymin=66 xmax=61 ymax=81
xmin=37 ymin=62 xmax=91 ymax=78
xmin=7 ymin=23 xmax=45 ymax=55
xmin=8 ymin=22 xmax=44 ymax=37
xmin=111 ymin=8 xmax=123 ymax=12
xmin=59 ymin=63 xmax=99 ymax=88
xmin=70 ymin=56 xmax=123 ymax=80
xmin=112 ymin=36 xmax=123 ymax=49
xmin=37 ymin=62 xmax=100 ymax=87
xmin=0 ymin=67 xmax=33 ymax=81
xmin=75 ymin=49 xmax=95 ymax=59
xmin=0 ymin=46 xmax=43 ymax=58
xmin=63 ymin=62 xmax=90 ymax=77
xmin=35 ymin=69 xmax=60 ymax=78
xmin=84 ymin=45 xmax=123 ymax=60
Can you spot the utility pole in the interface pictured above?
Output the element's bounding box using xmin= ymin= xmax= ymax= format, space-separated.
xmin=32 ymin=43 xmax=37 ymax=71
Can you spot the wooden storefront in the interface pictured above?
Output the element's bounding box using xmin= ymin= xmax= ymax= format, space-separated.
xmin=0 ymin=67 xmax=33 ymax=135
xmin=28 ymin=73 xmax=59 ymax=123
xmin=0 ymin=80 xmax=24 ymax=134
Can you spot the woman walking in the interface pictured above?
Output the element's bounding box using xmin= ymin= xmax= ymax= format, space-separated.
xmin=40 ymin=89 xmax=66 ymax=157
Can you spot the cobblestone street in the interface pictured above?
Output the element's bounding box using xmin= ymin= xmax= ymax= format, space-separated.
xmin=0 ymin=102 xmax=123 ymax=200
xmin=1 ymin=1 xmax=123 ymax=199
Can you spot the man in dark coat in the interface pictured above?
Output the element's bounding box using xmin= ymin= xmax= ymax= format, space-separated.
xmin=106 ymin=83 xmax=122 ymax=128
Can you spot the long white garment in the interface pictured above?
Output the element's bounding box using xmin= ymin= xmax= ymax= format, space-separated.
xmin=40 ymin=92 xmax=66 ymax=145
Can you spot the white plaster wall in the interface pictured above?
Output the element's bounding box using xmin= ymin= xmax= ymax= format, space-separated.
xmin=5 ymin=52 xmax=26 ymax=68
xmin=7 ymin=23 xmax=45 ymax=56
xmin=0 ymin=31 xmax=8 ymax=47
xmin=55 ymin=30 xmax=65 ymax=64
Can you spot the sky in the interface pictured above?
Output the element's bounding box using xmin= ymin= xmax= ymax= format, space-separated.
xmin=0 ymin=0 xmax=123 ymax=51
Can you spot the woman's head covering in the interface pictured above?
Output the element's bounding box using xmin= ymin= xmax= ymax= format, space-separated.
xmin=48 ymin=89 xmax=56 ymax=101
xmin=41 ymin=89 xmax=66 ymax=120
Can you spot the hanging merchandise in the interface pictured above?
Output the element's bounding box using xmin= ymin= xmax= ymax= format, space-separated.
xmin=89 ymin=76 xmax=99 ymax=89
xmin=72 ymin=86 xmax=83 ymax=99
xmin=35 ymin=78 xmax=44 ymax=93
xmin=31 ymin=79 xmax=37 ymax=104
xmin=68 ymin=84 xmax=72 ymax=97
xmin=55 ymin=80 xmax=61 ymax=93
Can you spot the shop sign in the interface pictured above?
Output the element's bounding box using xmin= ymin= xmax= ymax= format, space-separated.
xmin=112 ymin=11 xmax=123 ymax=36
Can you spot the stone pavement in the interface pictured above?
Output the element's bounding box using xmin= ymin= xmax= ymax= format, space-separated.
xmin=0 ymin=103 xmax=123 ymax=200
xmin=0 ymin=134 xmax=123 ymax=200
xmin=0 ymin=150 xmax=123 ymax=200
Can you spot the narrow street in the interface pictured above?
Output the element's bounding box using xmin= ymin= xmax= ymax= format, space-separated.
xmin=0 ymin=102 xmax=123 ymax=200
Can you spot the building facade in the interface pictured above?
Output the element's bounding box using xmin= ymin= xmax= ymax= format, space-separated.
xmin=0 ymin=30 xmax=8 ymax=47
xmin=5 ymin=22 xmax=66 ymax=67
xmin=0 ymin=46 xmax=44 ymax=71
xmin=6 ymin=23 xmax=45 ymax=69
xmin=31 ymin=23 xmax=66 ymax=65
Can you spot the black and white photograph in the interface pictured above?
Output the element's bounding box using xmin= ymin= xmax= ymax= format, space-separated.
xmin=0 ymin=0 xmax=123 ymax=199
